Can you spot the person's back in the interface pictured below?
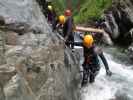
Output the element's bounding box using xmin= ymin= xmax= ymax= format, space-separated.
xmin=51 ymin=9 xmax=57 ymax=29
xmin=63 ymin=16 xmax=73 ymax=37
xmin=63 ymin=16 xmax=75 ymax=49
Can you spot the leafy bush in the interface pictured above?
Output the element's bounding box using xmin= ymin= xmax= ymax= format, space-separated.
xmin=53 ymin=0 xmax=112 ymax=23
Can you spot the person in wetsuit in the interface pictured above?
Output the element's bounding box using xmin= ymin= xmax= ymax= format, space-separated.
xmin=47 ymin=5 xmax=57 ymax=25
xmin=52 ymin=15 xmax=66 ymax=34
xmin=68 ymin=34 xmax=112 ymax=86
xmin=63 ymin=9 xmax=75 ymax=49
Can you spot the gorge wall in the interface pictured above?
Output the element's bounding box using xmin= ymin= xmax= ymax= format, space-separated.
xmin=0 ymin=0 xmax=81 ymax=100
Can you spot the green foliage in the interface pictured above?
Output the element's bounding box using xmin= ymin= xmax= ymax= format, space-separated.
xmin=53 ymin=0 xmax=112 ymax=23
xmin=74 ymin=0 xmax=112 ymax=23
xmin=52 ymin=0 xmax=66 ymax=15
xmin=52 ymin=0 xmax=83 ymax=15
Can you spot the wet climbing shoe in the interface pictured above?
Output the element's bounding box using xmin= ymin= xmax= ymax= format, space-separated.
xmin=89 ymin=79 xmax=95 ymax=83
xmin=81 ymin=79 xmax=88 ymax=87
xmin=106 ymin=70 xmax=112 ymax=76
xmin=81 ymin=81 xmax=87 ymax=87
xmin=89 ymin=75 xmax=95 ymax=83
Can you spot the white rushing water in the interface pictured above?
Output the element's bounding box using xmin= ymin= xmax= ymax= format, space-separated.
xmin=80 ymin=52 xmax=133 ymax=100
xmin=74 ymin=32 xmax=133 ymax=100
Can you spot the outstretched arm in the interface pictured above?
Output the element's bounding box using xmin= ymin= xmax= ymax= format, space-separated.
xmin=99 ymin=52 xmax=112 ymax=76
xmin=99 ymin=52 xmax=109 ymax=70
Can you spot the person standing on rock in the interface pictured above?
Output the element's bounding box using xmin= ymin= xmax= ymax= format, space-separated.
xmin=47 ymin=5 xmax=57 ymax=26
xmin=67 ymin=34 xmax=112 ymax=86
xmin=63 ymin=9 xmax=75 ymax=49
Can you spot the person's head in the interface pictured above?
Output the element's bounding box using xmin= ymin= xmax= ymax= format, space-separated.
xmin=48 ymin=5 xmax=52 ymax=11
xmin=58 ymin=15 xmax=66 ymax=24
xmin=64 ymin=9 xmax=72 ymax=17
xmin=83 ymin=34 xmax=94 ymax=48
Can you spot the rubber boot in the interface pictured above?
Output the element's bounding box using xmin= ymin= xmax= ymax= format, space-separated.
xmin=89 ymin=74 xmax=95 ymax=83
xmin=81 ymin=71 xmax=89 ymax=87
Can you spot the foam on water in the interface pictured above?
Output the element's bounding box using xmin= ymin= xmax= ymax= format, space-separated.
xmin=81 ymin=53 xmax=133 ymax=100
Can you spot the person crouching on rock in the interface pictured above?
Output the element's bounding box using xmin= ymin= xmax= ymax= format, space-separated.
xmin=52 ymin=15 xmax=66 ymax=34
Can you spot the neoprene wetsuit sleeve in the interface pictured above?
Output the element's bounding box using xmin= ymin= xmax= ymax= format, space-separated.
xmin=99 ymin=52 xmax=109 ymax=71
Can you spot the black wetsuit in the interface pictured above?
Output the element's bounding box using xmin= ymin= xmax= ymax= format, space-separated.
xmin=73 ymin=42 xmax=110 ymax=85
xmin=63 ymin=16 xmax=74 ymax=49
xmin=51 ymin=10 xmax=57 ymax=29
xmin=52 ymin=18 xmax=62 ymax=33
xmin=52 ymin=18 xmax=59 ymax=31
xmin=47 ymin=9 xmax=56 ymax=22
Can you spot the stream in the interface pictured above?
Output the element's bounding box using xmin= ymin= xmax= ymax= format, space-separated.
xmin=74 ymin=32 xmax=133 ymax=100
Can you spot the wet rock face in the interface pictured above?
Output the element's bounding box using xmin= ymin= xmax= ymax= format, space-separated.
xmin=105 ymin=0 xmax=133 ymax=62
xmin=104 ymin=0 xmax=133 ymax=46
xmin=0 ymin=30 xmax=6 ymax=65
xmin=0 ymin=0 xmax=80 ymax=100
xmin=0 ymin=0 xmax=51 ymax=34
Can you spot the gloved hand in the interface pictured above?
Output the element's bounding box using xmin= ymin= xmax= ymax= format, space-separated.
xmin=106 ymin=70 xmax=112 ymax=76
